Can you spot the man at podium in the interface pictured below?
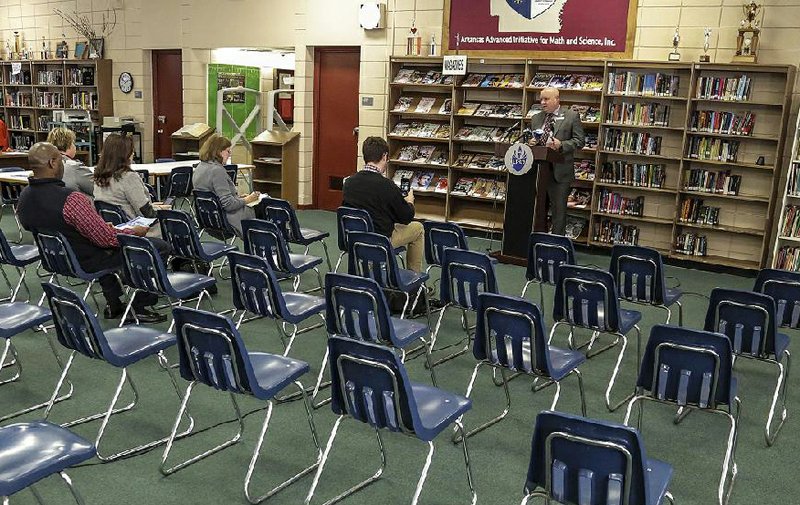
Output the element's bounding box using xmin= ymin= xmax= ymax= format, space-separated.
xmin=529 ymin=87 xmax=584 ymax=235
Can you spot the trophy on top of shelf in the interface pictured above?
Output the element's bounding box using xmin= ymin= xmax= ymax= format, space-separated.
xmin=733 ymin=2 xmax=763 ymax=63
xmin=406 ymin=19 xmax=422 ymax=56
xmin=668 ymin=27 xmax=681 ymax=61
xmin=700 ymin=27 xmax=712 ymax=62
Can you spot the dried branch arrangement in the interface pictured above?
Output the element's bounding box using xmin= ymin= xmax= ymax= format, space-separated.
xmin=53 ymin=7 xmax=117 ymax=40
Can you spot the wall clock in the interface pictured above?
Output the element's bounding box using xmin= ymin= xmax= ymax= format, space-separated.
xmin=118 ymin=72 xmax=134 ymax=94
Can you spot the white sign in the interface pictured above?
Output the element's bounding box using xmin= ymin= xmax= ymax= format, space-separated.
xmin=442 ymin=55 xmax=468 ymax=75
xmin=11 ymin=62 xmax=21 ymax=75
xmin=504 ymin=142 xmax=534 ymax=176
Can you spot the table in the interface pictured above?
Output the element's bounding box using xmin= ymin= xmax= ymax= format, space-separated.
xmin=0 ymin=152 xmax=29 ymax=170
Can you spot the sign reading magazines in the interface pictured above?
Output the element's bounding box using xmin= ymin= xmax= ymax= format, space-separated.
xmin=445 ymin=0 xmax=637 ymax=57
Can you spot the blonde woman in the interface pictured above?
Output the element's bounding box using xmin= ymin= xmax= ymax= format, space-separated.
xmin=47 ymin=126 xmax=93 ymax=196
xmin=192 ymin=134 xmax=260 ymax=235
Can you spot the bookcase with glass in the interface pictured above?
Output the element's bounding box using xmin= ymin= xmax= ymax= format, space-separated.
xmin=0 ymin=59 xmax=112 ymax=152
xmin=526 ymin=60 xmax=605 ymax=243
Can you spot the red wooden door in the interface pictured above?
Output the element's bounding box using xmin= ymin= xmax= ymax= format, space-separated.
xmin=313 ymin=47 xmax=360 ymax=210
xmin=152 ymin=50 xmax=183 ymax=160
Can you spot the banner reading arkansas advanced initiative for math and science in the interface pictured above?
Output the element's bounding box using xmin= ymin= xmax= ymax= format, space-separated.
xmin=443 ymin=0 xmax=638 ymax=58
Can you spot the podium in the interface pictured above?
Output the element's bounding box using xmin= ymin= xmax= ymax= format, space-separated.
xmin=500 ymin=145 xmax=563 ymax=261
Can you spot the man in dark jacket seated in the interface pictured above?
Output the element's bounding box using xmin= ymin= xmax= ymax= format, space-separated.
xmin=16 ymin=142 xmax=167 ymax=323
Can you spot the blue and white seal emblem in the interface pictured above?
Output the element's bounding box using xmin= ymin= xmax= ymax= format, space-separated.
xmin=504 ymin=142 xmax=534 ymax=175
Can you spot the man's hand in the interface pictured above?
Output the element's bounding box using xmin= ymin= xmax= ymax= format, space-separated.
xmin=244 ymin=191 xmax=261 ymax=204
xmin=546 ymin=137 xmax=562 ymax=150
xmin=130 ymin=225 xmax=150 ymax=236
xmin=404 ymin=189 xmax=415 ymax=205
xmin=152 ymin=202 xmax=172 ymax=210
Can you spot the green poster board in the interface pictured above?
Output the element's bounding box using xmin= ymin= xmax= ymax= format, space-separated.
xmin=207 ymin=63 xmax=261 ymax=141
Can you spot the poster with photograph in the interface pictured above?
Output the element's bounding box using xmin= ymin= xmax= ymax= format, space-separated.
xmin=207 ymin=64 xmax=261 ymax=141
xmin=217 ymin=72 xmax=246 ymax=103
xmin=444 ymin=0 xmax=637 ymax=58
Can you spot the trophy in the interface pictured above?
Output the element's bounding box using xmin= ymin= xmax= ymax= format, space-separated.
xmin=668 ymin=27 xmax=680 ymax=61
xmin=733 ymin=2 xmax=762 ymax=63
xmin=699 ymin=28 xmax=711 ymax=62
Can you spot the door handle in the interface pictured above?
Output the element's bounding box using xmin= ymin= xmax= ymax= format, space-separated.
xmin=157 ymin=129 xmax=164 ymax=134
xmin=158 ymin=115 xmax=166 ymax=124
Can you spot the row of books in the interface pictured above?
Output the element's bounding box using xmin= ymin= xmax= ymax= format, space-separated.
xmin=452 ymin=153 xmax=506 ymax=171
xmin=6 ymin=115 xmax=32 ymax=130
xmin=392 ymin=69 xmax=454 ymax=85
xmin=36 ymin=91 xmax=64 ymax=108
xmin=7 ymin=71 xmax=31 ymax=85
xmin=392 ymin=96 xmax=451 ymax=115
xmin=785 ymin=162 xmax=800 ymax=196
xmin=596 ymin=189 xmax=645 ymax=216
xmin=451 ymin=177 xmax=507 ymax=200
xmin=593 ymin=220 xmax=639 ymax=245
xmin=683 ymin=168 xmax=742 ymax=195
xmin=4 ymin=92 xmax=33 ymax=107
xmin=36 ymin=115 xmax=49 ymax=132
xmin=69 ymin=91 xmax=98 ymax=110
xmin=454 ymin=125 xmax=521 ymax=144
xmin=686 ymin=137 xmax=739 ymax=162
xmin=36 ymin=70 xmax=63 ymax=86
xmin=392 ymin=169 xmax=448 ymax=193
xmin=696 ymin=75 xmax=752 ymax=101
xmin=67 ymin=68 xmax=93 ymax=86
xmin=607 ymin=72 xmax=680 ymax=97
xmin=606 ymin=102 xmax=671 ymax=127
xmin=584 ymin=133 xmax=598 ymax=149
xmin=679 ymin=198 xmax=720 ymax=226
xmin=675 ymin=233 xmax=708 ymax=256
xmin=10 ymin=134 xmax=33 ymax=150
xmin=775 ymin=246 xmax=800 ymax=271
xmin=394 ymin=145 xmax=449 ymax=165
xmin=689 ymin=110 xmax=755 ymax=136
xmin=574 ymin=160 xmax=596 ymax=180
xmin=457 ymin=102 xmax=523 ymax=118
xmin=390 ymin=122 xmax=451 ymax=139
xmin=571 ymin=105 xmax=600 ymax=123
xmin=529 ymin=73 xmax=603 ymax=90
xmin=779 ymin=205 xmax=800 ymax=238
xmin=598 ymin=161 xmax=666 ymax=188
xmin=461 ymin=73 xmax=525 ymax=88
xmin=603 ymin=129 xmax=663 ymax=156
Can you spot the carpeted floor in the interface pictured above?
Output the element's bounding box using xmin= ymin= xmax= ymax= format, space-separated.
xmin=2 ymin=209 xmax=795 ymax=504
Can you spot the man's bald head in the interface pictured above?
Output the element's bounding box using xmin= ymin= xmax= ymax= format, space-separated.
xmin=28 ymin=142 xmax=64 ymax=179
xmin=540 ymin=87 xmax=561 ymax=114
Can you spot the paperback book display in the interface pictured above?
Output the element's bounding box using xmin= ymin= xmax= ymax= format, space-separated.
xmin=393 ymin=145 xmax=448 ymax=165
xmin=690 ymin=110 xmax=755 ymax=135
xmin=683 ymin=168 xmax=741 ymax=195
xmin=607 ymin=71 xmax=680 ymax=96
xmin=606 ymin=102 xmax=671 ymax=126
xmin=391 ymin=96 xmax=451 ymax=115
xmin=391 ymin=169 xmax=442 ymax=192
xmin=392 ymin=68 xmax=454 ymax=85
xmin=599 ymin=161 xmax=666 ymax=188
xmin=695 ymin=75 xmax=752 ymax=101
xmin=596 ymin=189 xmax=645 ymax=216
xmin=390 ymin=122 xmax=451 ymax=139
xmin=574 ymin=160 xmax=596 ymax=181
xmin=675 ymin=233 xmax=708 ymax=256
xmin=450 ymin=177 xmax=506 ymax=200
xmin=529 ymin=73 xmax=604 ymax=90
xmin=460 ymin=73 xmax=525 ymax=88
xmin=565 ymin=216 xmax=588 ymax=240
xmin=567 ymin=189 xmax=591 ymax=209
xmin=571 ymin=105 xmax=600 ymax=123
xmin=679 ymin=198 xmax=720 ymax=225
xmin=453 ymin=125 xmax=521 ymax=143
xmin=603 ymin=129 xmax=662 ymax=155
xmin=593 ymin=219 xmax=639 ymax=245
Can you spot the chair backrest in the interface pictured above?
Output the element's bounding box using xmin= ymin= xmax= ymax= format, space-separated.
xmin=228 ymin=251 xmax=288 ymax=320
xmin=336 ymin=206 xmax=374 ymax=253
xmin=525 ymin=232 xmax=576 ymax=285
xmin=262 ymin=196 xmax=302 ymax=242
xmin=0 ymin=228 xmax=20 ymax=266
xmin=440 ymin=248 xmax=498 ymax=310
xmin=155 ymin=158 xmax=176 ymax=163
xmin=223 ymin=164 xmax=238 ymax=184
xmin=172 ymin=306 xmax=255 ymax=394
xmin=423 ymin=220 xmax=468 ymax=267
xmin=193 ymin=189 xmax=235 ymax=236
xmin=241 ymin=218 xmax=292 ymax=273
xmin=474 ymin=292 xmax=551 ymax=375
xmin=41 ymin=282 xmax=108 ymax=362
xmin=636 ymin=325 xmax=735 ymax=410
xmin=166 ymin=166 xmax=193 ymax=198
xmin=704 ymin=287 xmax=778 ymax=358
xmin=347 ymin=231 xmax=403 ymax=289
xmin=134 ymin=169 xmax=150 ymax=181
xmin=33 ymin=231 xmax=81 ymax=278
xmin=754 ymin=268 xmax=800 ymax=329
xmin=117 ymin=234 xmax=170 ymax=295
xmin=0 ymin=181 xmax=22 ymax=204
xmin=328 ymin=335 xmax=420 ymax=435
xmin=94 ymin=200 xmax=127 ymax=226
xmin=525 ymin=410 xmax=650 ymax=505
xmin=325 ymin=272 xmax=396 ymax=346
xmin=157 ymin=209 xmax=204 ymax=259
xmin=554 ymin=265 xmax=621 ymax=332
xmin=609 ymin=245 xmax=667 ymax=305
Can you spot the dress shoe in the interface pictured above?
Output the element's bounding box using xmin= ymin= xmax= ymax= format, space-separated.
xmin=103 ymin=303 xmax=125 ymax=320
xmin=124 ymin=307 xmax=168 ymax=324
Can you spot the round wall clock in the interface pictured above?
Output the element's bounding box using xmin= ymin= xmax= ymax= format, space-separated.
xmin=118 ymin=72 xmax=134 ymax=94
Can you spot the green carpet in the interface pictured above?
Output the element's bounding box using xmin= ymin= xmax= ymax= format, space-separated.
xmin=2 ymin=209 xmax=795 ymax=504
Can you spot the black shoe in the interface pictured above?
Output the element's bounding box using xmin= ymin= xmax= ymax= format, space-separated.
xmin=125 ymin=307 xmax=168 ymax=324
xmin=103 ymin=303 xmax=125 ymax=320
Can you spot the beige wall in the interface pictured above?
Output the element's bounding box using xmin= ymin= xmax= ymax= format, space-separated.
xmin=2 ymin=0 xmax=799 ymax=207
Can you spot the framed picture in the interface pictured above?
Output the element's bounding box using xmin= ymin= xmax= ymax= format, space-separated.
xmin=52 ymin=110 xmax=64 ymax=123
xmin=74 ymin=42 xmax=86 ymax=59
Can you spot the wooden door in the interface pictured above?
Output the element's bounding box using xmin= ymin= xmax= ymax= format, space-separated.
xmin=152 ymin=50 xmax=183 ymax=160
xmin=313 ymin=47 xmax=360 ymax=210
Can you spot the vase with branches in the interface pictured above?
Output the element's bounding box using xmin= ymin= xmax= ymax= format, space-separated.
xmin=53 ymin=7 xmax=116 ymax=59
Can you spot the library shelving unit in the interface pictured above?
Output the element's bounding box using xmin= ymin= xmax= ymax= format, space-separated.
xmin=0 ymin=59 xmax=112 ymax=152
xmin=250 ymin=130 xmax=300 ymax=207
xmin=387 ymin=57 xmax=794 ymax=270
xmin=771 ymin=106 xmax=800 ymax=271
xmin=171 ymin=128 xmax=214 ymax=160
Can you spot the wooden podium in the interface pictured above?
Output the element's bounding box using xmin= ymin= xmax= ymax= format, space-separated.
xmin=500 ymin=145 xmax=563 ymax=262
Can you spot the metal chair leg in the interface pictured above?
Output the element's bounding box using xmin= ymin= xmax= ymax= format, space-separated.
xmin=454 ymin=420 xmax=478 ymax=505
xmin=765 ymin=351 xmax=790 ymax=446
xmin=604 ymin=335 xmax=634 ymax=412
xmin=453 ymin=363 xmax=510 ymax=444
xmin=333 ymin=252 xmax=345 ymax=274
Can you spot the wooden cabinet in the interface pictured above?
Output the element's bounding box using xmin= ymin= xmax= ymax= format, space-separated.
xmin=251 ymin=130 xmax=300 ymax=206
xmin=171 ymin=128 xmax=214 ymax=160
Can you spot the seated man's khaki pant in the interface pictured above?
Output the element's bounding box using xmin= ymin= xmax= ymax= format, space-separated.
xmin=391 ymin=221 xmax=424 ymax=273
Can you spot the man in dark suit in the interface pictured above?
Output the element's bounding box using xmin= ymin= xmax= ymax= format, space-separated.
xmin=529 ymin=87 xmax=585 ymax=235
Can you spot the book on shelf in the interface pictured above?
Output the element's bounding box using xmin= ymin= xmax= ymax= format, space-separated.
xmin=526 ymin=104 xmax=543 ymax=118
xmin=696 ymin=75 xmax=752 ymax=101
xmin=597 ymin=188 xmax=645 ymax=216
xmin=468 ymin=154 xmax=493 ymax=168
xmin=428 ymin=148 xmax=449 ymax=165
xmin=690 ymin=110 xmax=755 ymax=136
xmin=438 ymin=99 xmax=452 ymax=115
xmin=393 ymin=69 xmax=416 ymax=83
xmin=567 ymin=188 xmax=591 ymax=209
xmin=256 ymin=156 xmax=282 ymax=163
xmin=679 ymin=198 xmax=720 ymax=225
xmin=683 ymin=168 xmax=741 ymax=195
xmin=607 ymin=71 xmax=680 ymax=97
xmin=474 ymin=103 xmax=495 ymax=117
xmin=420 ymin=70 xmax=442 ymax=84
xmin=603 ymin=129 xmax=663 ymax=155
xmin=776 ymin=246 xmax=800 ymax=271
xmin=434 ymin=124 xmax=451 ymax=138
xmin=470 ymin=178 xmax=490 ymax=197
xmin=780 ymin=205 xmax=800 ymax=238
xmin=493 ymin=180 xmax=507 ymax=200
xmin=606 ymin=102 xmax=671 ymax=127
xmin=787 ymin=162 xmax=800 ymax=196
xmin=392 ymin=169 xmax=415 ymax=186
xmin=433 ymin=175 xmax=449 ymax=193
xmin=593 ymin=219 xmax=639 ymax=245
xmin=675 ymin=233 xmax=708 ymax=256
xmin=418 ymin=123 xmax=440 ymax=138
xmin=458 ymin=102 xmax=479 ymax=115
xmin=547 ymin=74 xmax=573 ymax=88
xmin=453 ymin=152 xmax=474 ymax=167
xmin=599 ymin=161 xmax=664 ymax=188
xmin=411 ymin=171 xmax=436 ymax=191
xmin=392 ymin=96 xmax=414 ymax=112
xmin=687 ymin=137 xmax=739 ymax=162
xmin=530 ymin=73 xmax=554 ymax=87
xmin=396 ymin=145 xmax=419 ymax=161
xmin=414 ymin=97 xmax=436 ymax=114
xmin=390 ymin=122 xmax=411 ymax=136
xmin=462 ymin=73 xmax=486 ymax=87
xmin=413 ymin=145 xmax=436 ymax=163
xmin=584 ymin=133 xmax=598 ymax=149
xmin=574 ymin=160 xmax=596 ymax=181
xmin=565 ymin=215 xmax=587 ymax=239
xmin=571 ymin=104 xmax=600 ymax=123
xmin=451 ymin=177 xmax=476 ymax=195
xmin=486 ymin=156 xmax=506 ymax=171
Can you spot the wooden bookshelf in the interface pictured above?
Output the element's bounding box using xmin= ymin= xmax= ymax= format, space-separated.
xmin=772 ymin=102 xmax=800 ymax=270
xmin=250 ymin=130 xmax=300 ymax=207
xmin=0 ymin=59 xmax=112 ymax=152
xmin=171 ymin=128 xmax=214 ymax=161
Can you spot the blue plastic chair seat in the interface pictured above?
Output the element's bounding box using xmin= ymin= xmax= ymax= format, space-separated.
xmin=200 ymin=241 xmax=237 ymax=261
xmin=489 ymin=344 xmax=586 ymax=382
xmin=296 ymin=227 xmax=330 ymax=246
xmin=0 ymin=421 xmax=96 ymax=497
xmin=164 ymin=272 xmax=216 ymax=298
xmin=247 ymin=352 xmax=310 ymax=399
xmin=775 ymin=332 xmax=790 ymax=361
xmin=287 ymin=252 xmax=323 ymax=272
xmin=102 ymin=327 xmax=177 ymax=368
xmin=282 ymin=292 xmax=326 ymax=324
xmin=619 ymin=308 xmax=643 ymax=334
xmin=664 ymin=287 xmax=682 ymax=306
xmin=647 ymin=457 xmax=675 ymax=503
xmin=388 ymin=317 xmax=429 ymax=347
xmin=7 ymin=244 xmax=39 ymax=266
xmin=397 ymin=268 xmax=429 ymax=291
xmin=0 ymin=302 xmax=52 ymax=339
xmin=409 ymin=382 xmax=472 ymax=442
